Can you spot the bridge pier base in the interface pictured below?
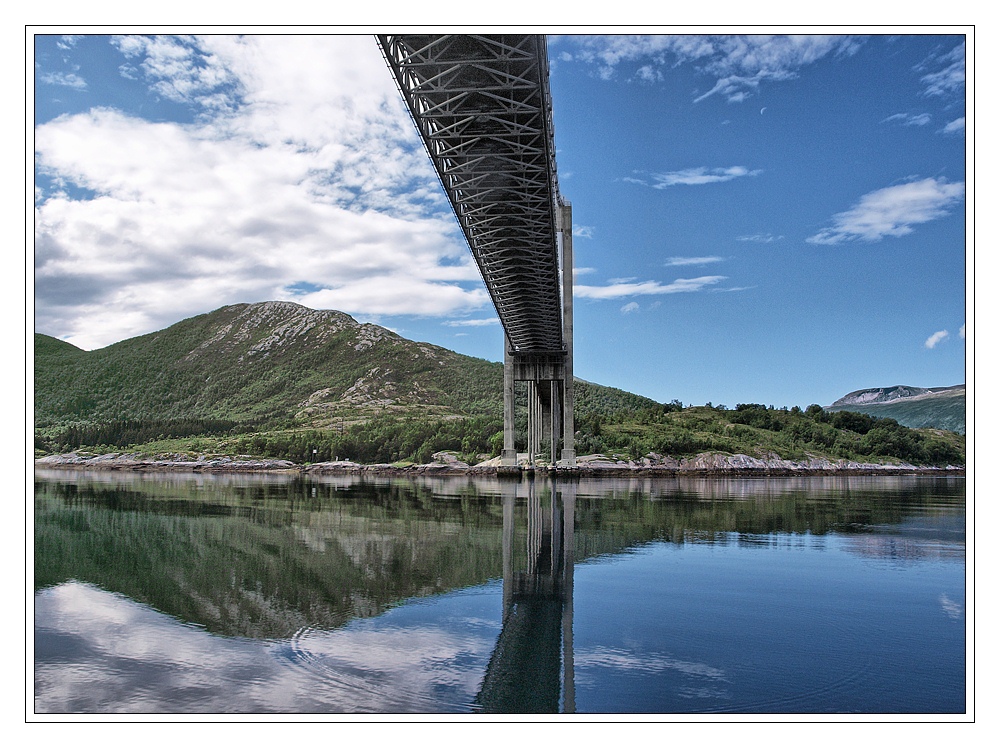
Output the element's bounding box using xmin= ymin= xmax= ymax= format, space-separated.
xmin=500 ymin=201 xmax=577 ymax=469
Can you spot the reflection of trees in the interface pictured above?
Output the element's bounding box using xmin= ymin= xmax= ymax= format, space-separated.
xmin=34 ymin=471 xmax=963 ymax=640
xmin=35 ymin=475 xmax=509 ymax=638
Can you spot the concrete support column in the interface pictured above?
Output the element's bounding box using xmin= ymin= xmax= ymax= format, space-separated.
xmin=550 ymin=379 xmax=561 ymax=465
xmin=502 ymin=336 xmax=517 ymax=466
xmin=559 ymin=202 xmax=576 ymax=466
xmin=526 ymin=380 xmax=535 ymax=465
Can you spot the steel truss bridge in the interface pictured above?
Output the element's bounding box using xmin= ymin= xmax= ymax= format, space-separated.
xmin=378 ymin=34 xmax=575 ymax=467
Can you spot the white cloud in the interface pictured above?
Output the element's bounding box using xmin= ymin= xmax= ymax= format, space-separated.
xmin=38 ymin=71 xmax=88 ymax=90
xmin=576 ymin=276 xmax=725 ymax=299
xmin=620 ymin=301 xmax=640 ymax=314
xmin=665 ymin=256 xmax=723 ymax=266
xmin=920 ymin=41 xmax=965 ymax=98
xmin=649 ymin=166 xmax=760 ymax=187
xmin=806 ymin=177 xmax=965 ymax=245
xmin=34 ymin=35 xmax=484 ymax=350
xmin=882 ymin=112 xmax=931 ymax=127
xmin=925 ymin=330 xmax=949 ymax=349
xmin=712 ymin=285 xmax=754 ymax=293
xmin=557 ymin=34 xmax=863 ymax=103
xmin=737 ymin=233 xmax=782 ymax=243
xmin=444 ymin=318 xmax=500 ymax=327
xmin=573 ymin=225 xmax=594 ymax=239
xmin=942 ymin=117 xmax=965 ymax=135
xmin=960 ymin=324 xmax=966 ymax=339
xmin=57 ymin=35 xmax=84 ymax=50
xmin=111 ymin=34 xmax=240 ymax=112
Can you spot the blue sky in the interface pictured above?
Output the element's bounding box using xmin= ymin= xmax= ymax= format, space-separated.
xmin=33 ymin=32 xmax=968 ymax=408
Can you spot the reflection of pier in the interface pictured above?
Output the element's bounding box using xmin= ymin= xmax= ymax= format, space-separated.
xmin=475 ymin=479 xmax=575 ymax=713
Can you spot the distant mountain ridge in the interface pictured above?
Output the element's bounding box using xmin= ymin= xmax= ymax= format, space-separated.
xmin=826 ymin=384 xmax=965 ymax=434
xmin=831 ymin=384 xmax=964 ymax=407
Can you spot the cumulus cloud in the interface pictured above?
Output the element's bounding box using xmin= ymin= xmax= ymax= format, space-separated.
xmin=576 ymin=276 xmax=725 ymax=299
xmin=556 ymin=34 xmax=863 ymax=102
xmin=573 ymin=225 xmax=594 ymax=239
xmin=620 ymin=301 xmax=640 ymax=314
xmin=806 ymin=177 xmax=965 ymax=245
xmin=34 ymin=35 xmax=483 ymax=349
xmin=925 ymin=330 xmax=949 ymax=349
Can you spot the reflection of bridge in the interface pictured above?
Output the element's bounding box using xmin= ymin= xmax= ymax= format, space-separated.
xmin=475 ymin=479 xmax=576 ymax=713
xmin=377 ymin=35 xmax=575 ymax=467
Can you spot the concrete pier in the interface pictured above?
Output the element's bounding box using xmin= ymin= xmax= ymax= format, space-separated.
xmin=500 ymin=201 xmax=576 ymax=468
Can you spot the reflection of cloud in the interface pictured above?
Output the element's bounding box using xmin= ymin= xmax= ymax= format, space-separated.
xmin=939 ymin=593 xmax=963 ymax=620
xmin=577 ymin=645 xmax=727 ymax=680
xmin=35 ymin=581 xmax=498 ymax=713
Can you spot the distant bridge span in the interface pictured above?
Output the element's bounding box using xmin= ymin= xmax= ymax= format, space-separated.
xmin=378 ymin=34 xmax=575 ymax=467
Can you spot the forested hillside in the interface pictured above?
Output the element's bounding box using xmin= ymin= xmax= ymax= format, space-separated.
xmin=33 ymin=302 xmax=965 ymax=467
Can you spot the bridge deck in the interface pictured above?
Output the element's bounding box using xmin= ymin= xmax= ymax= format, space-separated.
xmin=377 ymin=34 xmax=565 ymax=355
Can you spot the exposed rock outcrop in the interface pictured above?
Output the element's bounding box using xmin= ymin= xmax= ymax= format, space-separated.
xmin=34 ymin=451 xmax=963 ymax=476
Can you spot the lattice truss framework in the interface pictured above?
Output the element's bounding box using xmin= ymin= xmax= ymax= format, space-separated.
xmin=377 ymin=34 xmax=565 ymax=355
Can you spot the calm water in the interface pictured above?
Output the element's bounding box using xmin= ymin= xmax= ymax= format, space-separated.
xmin=33 ymin=469 xmax=967 ymax=715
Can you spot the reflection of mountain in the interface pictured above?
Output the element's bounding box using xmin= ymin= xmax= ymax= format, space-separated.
xmin=34 ymin=470 xmax=964 ymax=640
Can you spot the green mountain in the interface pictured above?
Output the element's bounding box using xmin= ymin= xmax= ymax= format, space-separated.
xmin=826 ymin=385 xmax=965 ymax=434
xmin=34 ymin=301 xmax=655 ymax=430
xmin=33 ymin=302 xmax=965 ymax=467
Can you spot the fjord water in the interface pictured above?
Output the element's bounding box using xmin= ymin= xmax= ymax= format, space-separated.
xmin=33 ymin=469 xmax=966 ymax=714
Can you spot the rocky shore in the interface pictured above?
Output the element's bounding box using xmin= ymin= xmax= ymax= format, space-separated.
xmin=34 ymin=450 xmax=965 ymax=477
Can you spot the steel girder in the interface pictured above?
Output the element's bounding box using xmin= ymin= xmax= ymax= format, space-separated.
xmin=377 ymin=34 xmax=565 ymax=355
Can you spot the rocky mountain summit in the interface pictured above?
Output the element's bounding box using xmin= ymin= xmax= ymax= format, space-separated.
xmin=831 ymin=384 xmax=963 ymax=407
xmin=826 ymin=384 xmax=965 ymax=434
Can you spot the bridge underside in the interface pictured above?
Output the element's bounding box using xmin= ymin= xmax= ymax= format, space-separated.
xmin=378 ymin=34 xmax=575 ymax=466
